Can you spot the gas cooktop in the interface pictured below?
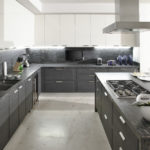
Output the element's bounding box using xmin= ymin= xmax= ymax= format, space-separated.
xmin=106 ymin=80 xmax=150 ymax=99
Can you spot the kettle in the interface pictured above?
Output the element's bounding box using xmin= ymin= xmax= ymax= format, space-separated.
xmin=97 ymin=58 xmax=102 ymax=65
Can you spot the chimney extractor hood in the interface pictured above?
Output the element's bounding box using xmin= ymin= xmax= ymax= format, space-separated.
xmin=103 ymin=0 xmax=150 ymax=33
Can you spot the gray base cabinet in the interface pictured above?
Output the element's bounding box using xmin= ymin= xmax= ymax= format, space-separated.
xmin=95 ymin=77 xmax=139 ymax=150
xmin=25 ymin=77 xmax=33 ymax=113
xmin=42 ymin=68 xmax=75 ymax=92
xmin=9 ymin=88 xmax=19 ymax=137
xmin=42 ymin=67 xmax=136 ymax=93
xmin=18 ymin=82 xmax=26 ymax=123
xmin=0 ymin=95 xmax=9 ymax=150
xmin=44 ymin=81 xmax=75 ymax=92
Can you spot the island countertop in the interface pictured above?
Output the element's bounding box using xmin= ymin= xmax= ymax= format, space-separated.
xmin=95 ymin=72 xmax=150 ymax=140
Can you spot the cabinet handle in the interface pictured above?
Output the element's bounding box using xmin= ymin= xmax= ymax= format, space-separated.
xmin=119 ymin=131 xmax=125 ymax=141
xmin=104 ymin=92 xmax=108 ymax=96
xmin=88 ymin=81 xmax=94 ymax=83
xmin=14 ymin=89 xmax=18 ymax=94
xmin=19 ymin=85 xmax=23 ymax=89
xmin=56 ymin=81 xmax=63 ymax=83
xmin=28 ymin=78 xmax=31 ymax=82
xmin=119 ymin=116 xmax=126 ymax=124
xmin=89 ymin=75 xmax=94 ymax=77
xmin=104 ymin=114 xmax=108 ymax=120
xmin=119 ymin=147 xmax=123 ymax=150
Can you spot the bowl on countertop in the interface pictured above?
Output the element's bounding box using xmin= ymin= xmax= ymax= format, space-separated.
xmin=140 ymin=106 xmax=150 ymax=122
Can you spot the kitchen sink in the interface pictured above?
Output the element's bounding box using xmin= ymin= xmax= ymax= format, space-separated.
xmin=0 ymin=80 xmax=19 ymax=94
xmin=0 ymin=80 xmax=19 ymax=85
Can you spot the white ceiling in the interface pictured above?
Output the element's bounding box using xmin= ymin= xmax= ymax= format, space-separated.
xmin=17 ymin=0 xmax=115 ymax=14
xmin=39 ymin=0 xmax=114 ymax=3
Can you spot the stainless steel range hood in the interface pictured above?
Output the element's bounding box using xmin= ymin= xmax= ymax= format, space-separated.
xmin=103 ymin=0 xmax=150 ymax=33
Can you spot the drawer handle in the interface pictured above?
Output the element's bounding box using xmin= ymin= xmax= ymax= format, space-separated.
xmin=89 ymin=75 xmax=94 ymax=77
xmin=104 ymin=92 xmax=108 ymax=96
xmin=14 ymin=90 xmax=18 ymax=94
xmin=119 ymin=131 xmax=125 ymax=141
xmin=88 ymin=81 xmax=94 ymax=83
xmin=28 ymin=78 xmax=31 ymax=82
xmin=119 ymin=116 xmax=126 ymax=124
xmin=19 ymin=85 xmax=23 ymax=89
xmin=104 ymin=114 xmax=108 ymax=120
xmin=56 ymin=81 xmax=63 ymax=83
xmin=119 ymin=147 xmax=123 ymax=150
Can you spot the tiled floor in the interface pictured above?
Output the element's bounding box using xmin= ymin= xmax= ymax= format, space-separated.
xmin=4 ymin=93 xmax=111 ymax=150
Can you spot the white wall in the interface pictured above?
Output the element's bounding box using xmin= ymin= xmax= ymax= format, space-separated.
xmin=0 ymin=0 xmax=35 ymax=48
xmin=139 ymin=1 xmax=150 ymax=72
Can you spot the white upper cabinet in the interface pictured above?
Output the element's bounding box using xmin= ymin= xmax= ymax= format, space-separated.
xmin=75 ymin=15 xmax=91 ymax=46
xmin=35 ymin=15 xmax=45 ymax=46
xmin=34 ymin=14 xmax=137 ymax=47
xmin=45 ymin=15 xmax=60 ymax=45
xmin=60 ymin=15 xmax=75 ymax=47
xmin=91 ymin=15 xmax=107 ymax=46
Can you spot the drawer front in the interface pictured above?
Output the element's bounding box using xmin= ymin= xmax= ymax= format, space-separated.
xmin=95 ymin=80 xmax=102 ymax=114
xmin=10 ymin=89 xmax=19 ymax=114
xmin=44 ymin=68 xmax=75 ymax=81
xmin=44 ymin=81 xmax=75 ymax=92
xmin=77 ymin=69 xmax=97 ymax=81
xmin=113 ymin=106 xmax=127 ymax=133
xmin=77 ymin=80 xmax=95 ymax=92
xmin=113 ymin=127 xmax=125 ymax=150
xmin=25 ymin=77 xmax=33 ymax=96
xmin=113 ymin=106 xmax=138 ymax=150
xmin=0 ymin=95 xmax=9 ymax=126
xmin=125 ymin=125 xmax=138 ymax=150
xmin=102 ymin=90 xmax=113 ymax=126
xmin=102 ymin=116 xmax=113 ymax=147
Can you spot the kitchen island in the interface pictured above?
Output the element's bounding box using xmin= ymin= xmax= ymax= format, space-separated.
xmin=95 ymin=72 xmax=150 ymax=150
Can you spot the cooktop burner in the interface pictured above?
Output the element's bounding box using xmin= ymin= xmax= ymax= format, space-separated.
xmin=106 ymin=80 xmax=150 ymax=98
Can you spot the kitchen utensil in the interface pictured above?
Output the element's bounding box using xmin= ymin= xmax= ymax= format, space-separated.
xmin=97 ymin=57 xmax=102 ymax=65
xmin=107 ymin=60 xmax=116 ymax=66
xmin=122 ymin=55 xmax=128 ymax=65
xmin=117 ymin=55 xmax=123 ymax=65
xmin=128 ymin=55 xmax=133 ymax=65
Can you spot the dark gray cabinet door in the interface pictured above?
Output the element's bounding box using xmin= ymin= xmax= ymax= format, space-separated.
xmin=44 ymin=81 xmax=75 ymax=92
xmin=77 ymin=80 xmax=95 ymax=92
xmin=10 ymin=88 xmax=19 ymax=137
xmin=18 ymin=82 xmax=26 ymax=123
xmin=101 ymin=86 xmax=113 ymax=148
xmin=44 ymin=68 xmax=75 ymax=81
xmin=25 ymin=77 xmax=33 ymax=113
xmin=95 ymin=77 xmax=101 ymax=115
xmin=37 ymin=69 xmax=41 ymax=96
xmin=0 ymin=95 xmax=10 ymax=150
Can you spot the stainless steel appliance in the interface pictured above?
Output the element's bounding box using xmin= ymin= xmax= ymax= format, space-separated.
xmin=107 ymin=80 xmax=150 ymax=98
xmin=103 ymin=0 xmax=150 ymax=33
xmin=2 ymin=61 xmax=8 ymax=80
xmin=97 ymin=58 xmax=102 ymax=65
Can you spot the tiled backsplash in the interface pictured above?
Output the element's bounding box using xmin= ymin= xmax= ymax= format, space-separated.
xmin=0 ymin=47 xmax=134 ymax=76
xmin=66 ymin=47 xmax=133 ymax=63
xmin=0 ymin=48 xmax=26 ymax=76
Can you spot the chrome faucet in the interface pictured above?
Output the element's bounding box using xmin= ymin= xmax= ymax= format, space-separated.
xmin=2 ymin=61 xmax=8 ymax=81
